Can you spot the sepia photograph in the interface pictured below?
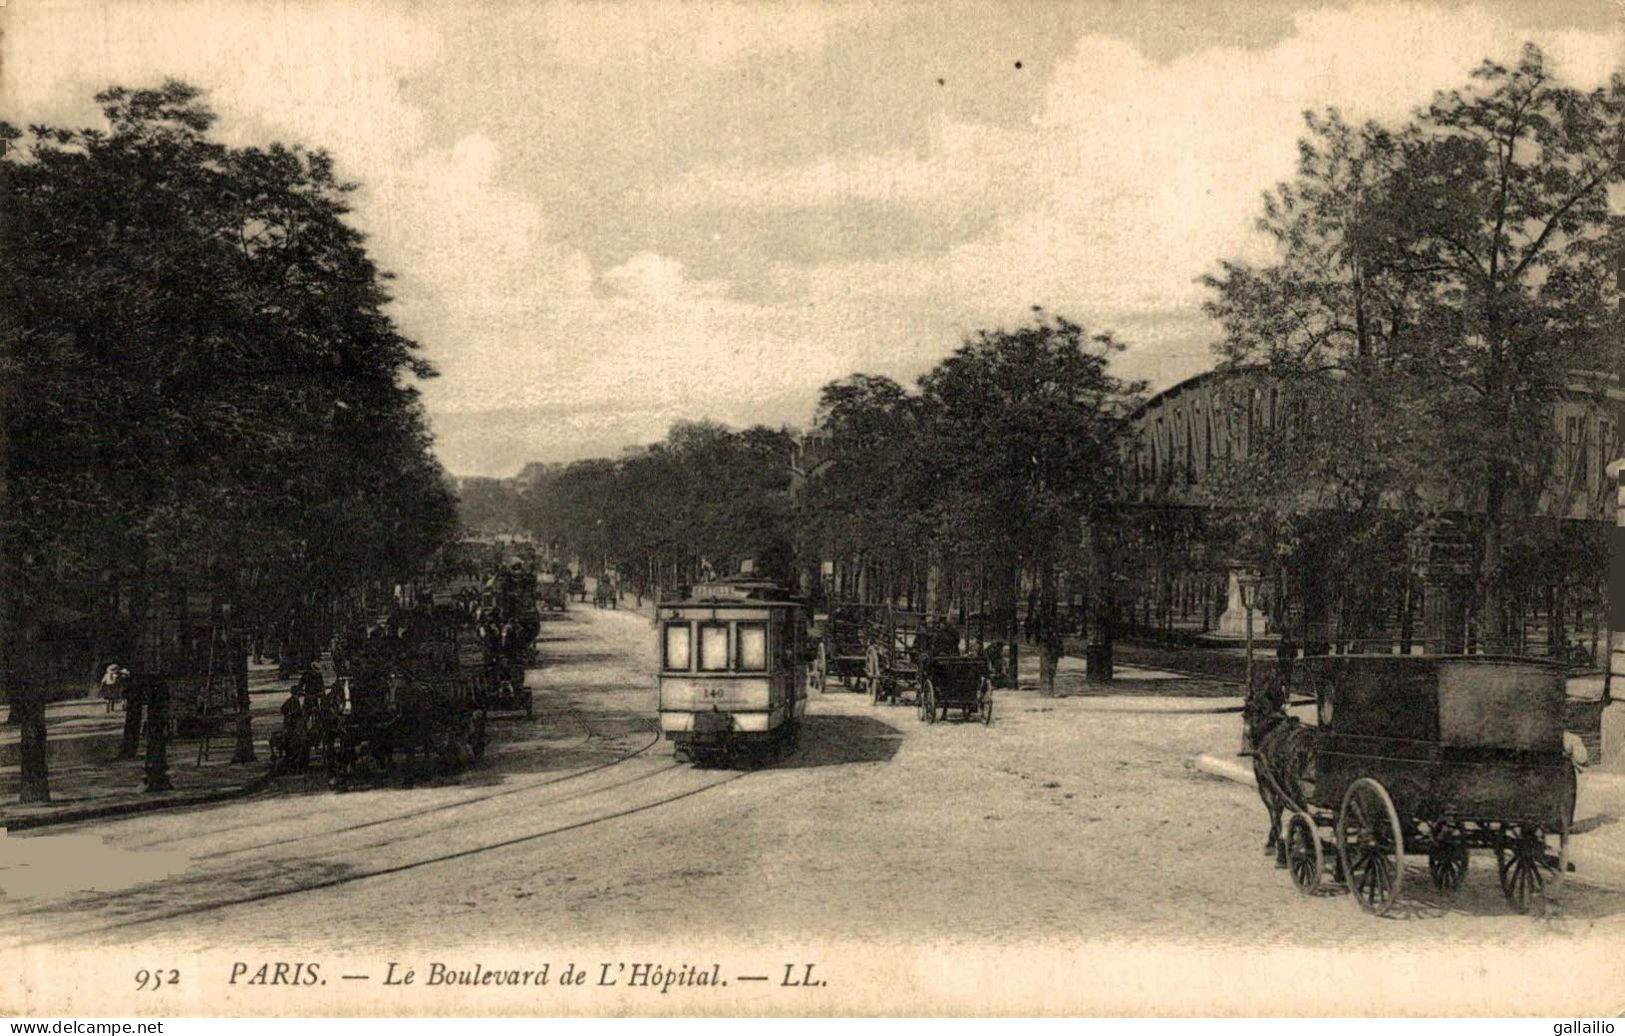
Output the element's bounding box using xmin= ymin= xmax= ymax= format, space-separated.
xmin=3 ymin=0 xmax=1625 ymax=1019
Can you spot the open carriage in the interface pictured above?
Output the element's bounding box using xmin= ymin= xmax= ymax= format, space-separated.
xmin=537 ymin=575 xmax=569 ymax=612
xmin=1255 ymin=655 xmax=1576 ymax=916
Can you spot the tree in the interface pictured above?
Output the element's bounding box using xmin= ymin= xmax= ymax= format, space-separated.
xmin=1377 ymin=45 xmax=1625 ymax=650
xmin=2 ymin=81 xmax=456 ymax=793
xmin=797 ymin=374 xmax=931 ymax=605
xmin=1205 ymin=46 xmax=1625 ymax=653
xmin=918 ymin=309 xmax=1144 ymax=693
xmin=517 ymin=421 xmax=794 ymax=595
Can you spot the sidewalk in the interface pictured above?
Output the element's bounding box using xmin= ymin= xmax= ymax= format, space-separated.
xmin=0 ymin=664 xmax=296 ymax=831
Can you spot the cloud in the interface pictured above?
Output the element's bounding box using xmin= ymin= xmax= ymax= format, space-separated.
xmin=1 ymin=0 xmax=442 ymax=161
xmin=599 ymin=252 xmax=728 ymax=303
xmin=6 ymin=1 xmax=1618 ymax=476
xmin=536 ymin=1 xmax=870 ymax=68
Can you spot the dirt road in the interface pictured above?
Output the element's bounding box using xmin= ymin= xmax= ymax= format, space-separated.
xmin=6 ymin=606 xmax=1624 ymax=1015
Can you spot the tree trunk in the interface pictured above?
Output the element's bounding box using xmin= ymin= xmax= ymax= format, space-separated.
xmin=1037 ymin=553 xmax=1060 ymax=696
xmin=1004 ymin=562 xmax=1020 ymax=689
xmin=1082 ymin=521 xmax=1116 ymax=685
xmin=143 ymin=676 xmax=173 ymax=792
xmin=1481 ymin=515 xmax=1508 ymax=654
xmin=230 ymin=623 xmax=255 ymax=764
xmin=15 ymin=685 xmax=49 ymax=803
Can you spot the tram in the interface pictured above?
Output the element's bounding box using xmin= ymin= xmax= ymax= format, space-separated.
xmin=656 ymin=576 xmax=808 ymax=765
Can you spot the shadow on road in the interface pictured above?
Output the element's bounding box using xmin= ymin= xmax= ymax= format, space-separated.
xmin=785 ymin=714 xmax=904 ymax=769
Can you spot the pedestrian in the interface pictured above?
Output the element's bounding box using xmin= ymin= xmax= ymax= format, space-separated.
xmin=99 ymin=662 xmax=130 ymax=713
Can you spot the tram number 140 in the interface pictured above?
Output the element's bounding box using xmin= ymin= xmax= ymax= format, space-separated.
xmin=703 ymin=687 xmax=726 ymax=700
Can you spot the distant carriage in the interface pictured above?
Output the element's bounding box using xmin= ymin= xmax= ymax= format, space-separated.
xmin=923 ymin=646 xmax=994 ymax=727
xmin=594 ymin=579 xmax=618 ymax=609
xmin=810 ymin=602 xmax=883 ymax=693
xmin=657 ymin=578 xmax=808 ymax=766
xmin=1253 ymin=655 xmax=1576 ymax=916
xmin=866 ymin=609 xmax=925 ymax=706
xmin=537 ymin=576 xmax=569 ymax=613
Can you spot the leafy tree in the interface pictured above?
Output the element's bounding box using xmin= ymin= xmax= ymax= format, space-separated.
xmin=796 ymin=374 xmax=931 ymax=605
xmin=1205 ymin=46 xmax=1625 ymax=653
xmin=1377 ymin=45 xmax=1625 ymax=649
xmin=518 ymin=421 xmax=794 ymax=595
xmin=1 ymin=81 xmax=456 ymax=796
xmin=918 ymin=309 xmax=1144 ymax=692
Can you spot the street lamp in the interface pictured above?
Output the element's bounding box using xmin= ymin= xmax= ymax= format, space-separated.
xmin=1231 ymin=562 xmax=1264 ymax=754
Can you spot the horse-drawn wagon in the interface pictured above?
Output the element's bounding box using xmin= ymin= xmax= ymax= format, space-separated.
xmin=318 ymin=667 xmax=488 ymax=789
xmin=810 ymin=602 xmax=882 ymax=693
xmin=867 ymin=609 xmax=925 ymax=706
xmin=1253 ymin=655 xmax=1576 ymax=916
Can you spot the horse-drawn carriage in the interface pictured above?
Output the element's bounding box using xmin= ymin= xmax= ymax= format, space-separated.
xmin=809 ymin=602 xmax=882 ymax=693
xmin=1252 ymin=655 xmax=1576 ymax=916
xmin=866 ymin=609 xmax=925 ymax=706
xmin=537 ymin=575 xmax=569 ymax=612
xmin=569 ymin=573 xmax=588 ymax=602
xmin=919 ymin=653 xmax=993 ymax=725
xmin=318 ymin=667 xmax=488 ymax=789
xmin=594 ymin=579 xmax=618 ymax=609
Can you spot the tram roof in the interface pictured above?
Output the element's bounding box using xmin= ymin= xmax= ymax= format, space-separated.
xmin=661 ymin=579 xmax=806 ymax=608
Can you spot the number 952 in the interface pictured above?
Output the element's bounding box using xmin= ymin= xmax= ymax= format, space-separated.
xmin=135 ymin=969 xmax=179 ymax=991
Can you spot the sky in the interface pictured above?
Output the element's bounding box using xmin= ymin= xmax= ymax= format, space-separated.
xmin=3 ymin=0 xmax=1621 ymax=476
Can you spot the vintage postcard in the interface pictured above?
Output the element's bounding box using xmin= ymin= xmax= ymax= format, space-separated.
xmin=3 ymin=0 xmax=1625 ymax=1018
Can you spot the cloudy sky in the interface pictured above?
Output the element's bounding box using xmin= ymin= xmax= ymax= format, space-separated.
xmin=4 ymin=0 xmax=1620 ymax=475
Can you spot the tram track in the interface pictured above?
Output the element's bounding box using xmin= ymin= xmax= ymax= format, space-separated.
xmin=19 ymin=761 xmax=758 ymax=946
xmin=3 ymin=745 xmax=687 ymax=926
xmin=117 ymin=631 xmax=646 ymax=853
xmin=7 ymin=608 xmax=792 ymax=947
xmin=187 ymin=731 xmax=667 ymax=861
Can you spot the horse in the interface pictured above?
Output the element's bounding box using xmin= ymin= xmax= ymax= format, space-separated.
xmin=1245 ymin=664 xmax=1319 ymax=867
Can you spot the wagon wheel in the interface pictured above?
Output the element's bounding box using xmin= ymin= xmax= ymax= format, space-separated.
xmin=1427 ymin=840 xmax=1469 ymax=895
xmin=1336 ymin=777 xmax=1406 ymax=916
xmin=1495 ymin=821 xmax=1563 ymax=915
xmin=980 ymin=677 xmax=993 ymax=726
xmin=924 ymin=681 xmax=937 ymax=724
xmin=1286 ymin=811 xmax=1322 ymax=895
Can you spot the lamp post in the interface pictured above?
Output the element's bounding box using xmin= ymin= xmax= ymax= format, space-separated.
xmin=1233 ymin=562 xmax=1263 ymax=755
xmin=1603 ymin=459 xmax=1625 ymax=763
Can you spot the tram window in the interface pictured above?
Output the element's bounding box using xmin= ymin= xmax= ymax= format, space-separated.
xmin=663 ymin=622 xmax=691 ymax=671
xmin=737 ymin=623 xmax=767 ymax=671
xmin=698 ymin=623 xmax=730 ymax=672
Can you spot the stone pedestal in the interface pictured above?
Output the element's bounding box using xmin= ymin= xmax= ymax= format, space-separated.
xmin=1215 ymin=571 xmax=1253 ymax=637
